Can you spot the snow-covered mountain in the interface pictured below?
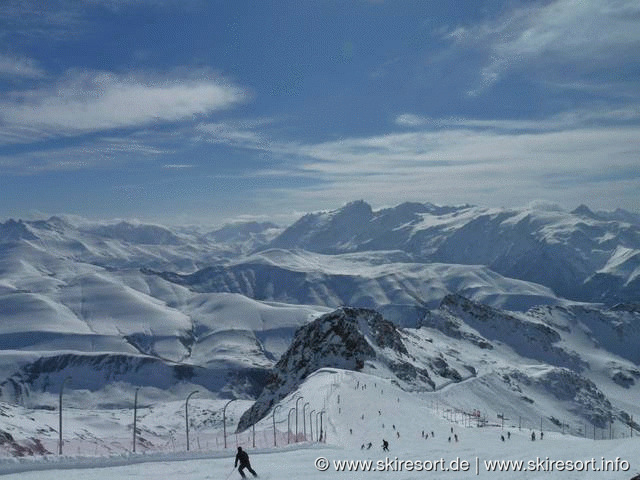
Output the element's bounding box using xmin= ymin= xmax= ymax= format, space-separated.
xmin=237 ymin=307 xmax=439 ymax=431
xmin=147 ymin=248 xmax=568 ymax=326
xmin=0 ymin=216 xmax=325 ymax=404
xmin=267 ymin=201 xmax=640 ymax=305
xmin=0 ymin=201 xmax=639 ymax=461
xmin=204 ymin=221 xmax=281 ymax=254
xmin=238 ymin=296 xmax=640 ymax=439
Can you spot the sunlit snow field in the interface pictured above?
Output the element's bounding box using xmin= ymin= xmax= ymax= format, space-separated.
xmin=1 ymin=370 xmax=637 ymax=479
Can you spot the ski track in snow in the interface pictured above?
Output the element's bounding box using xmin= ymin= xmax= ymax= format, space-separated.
xmin=0 ymin=369 xmax=638 ymax=479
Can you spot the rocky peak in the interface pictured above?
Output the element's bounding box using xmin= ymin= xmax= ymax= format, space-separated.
xmin=236 ymin=307 xmax=415 ymax=431
xmin=437 ymin=294 xmax=584 ymax=371
xmin=571 ymin=204 xmax=597 ymax=218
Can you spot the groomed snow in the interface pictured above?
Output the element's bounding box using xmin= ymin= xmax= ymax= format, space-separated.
xmin=0 ymin=369 xmax=637 ymax=479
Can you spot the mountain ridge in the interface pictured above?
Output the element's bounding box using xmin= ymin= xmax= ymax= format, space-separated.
xmin=0 ymin=201 xmax=639 ymax=448
xmin=263 ymin=201 xmax=640 ymax=305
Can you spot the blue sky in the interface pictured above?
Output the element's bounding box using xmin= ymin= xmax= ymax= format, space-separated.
xmin=1 ymin=0 xmax=639 ymax=225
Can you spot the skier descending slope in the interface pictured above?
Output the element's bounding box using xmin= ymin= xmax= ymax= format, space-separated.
xmin=235 ymin=447 xmax=258 ymax=478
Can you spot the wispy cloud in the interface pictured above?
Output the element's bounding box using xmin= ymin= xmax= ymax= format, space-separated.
xmin=395 ymin=106 xmax=640 ymax=132
xmin=0 ymin=0 xmax=179 ymax=41
xmin=196 ymin=112 xmax=640 ymax=214
xmin=162 ymin=164 xmax=194 ymax=169
xmin=0 ymin=1 xmax=86 ymax=41
xmin=0 ymin=53 xmax=45 ymax=78
xmin=0 ymin=69 xmax=247 ymax=141
xmin=194 ymin=118 xmax=284 ymax=157
xmin=84 ymin=0 xmax=174 ymax=9
xmin=447 ymin=0 xmax=640 ymax=94
xmin=273 ymin=127 xmax=640 ymax=213
xmin=0 ymin=137 xmax=170 ymax=174
xmin=196 ymin=122 xmax=264 ymax=149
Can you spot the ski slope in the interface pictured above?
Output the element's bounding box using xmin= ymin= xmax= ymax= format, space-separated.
xmin=0 ymin=369 xmax=637 ymax=479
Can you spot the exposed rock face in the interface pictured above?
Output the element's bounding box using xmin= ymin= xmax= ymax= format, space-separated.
xmin=236 ymin=307 xmax=431 ymax=431
xmin=435 ymin=294 xmax=585 ymax=371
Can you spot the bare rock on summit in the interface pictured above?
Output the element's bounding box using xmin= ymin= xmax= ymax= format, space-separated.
xmin=236 ymin=307 xmax=433 ymax=431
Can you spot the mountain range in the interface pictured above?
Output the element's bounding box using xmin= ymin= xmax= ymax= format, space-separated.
xmin=0 ymin=200 xmax=638 ymax=454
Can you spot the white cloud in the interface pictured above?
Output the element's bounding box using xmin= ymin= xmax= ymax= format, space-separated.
xmin=0 ymin=0 xmax=178 ymax=40
xmin=0 ymin=70 xmax=247 ymax=139
xmin=162 ymin=164 xmax=194 ymax=169
xmin=395 ymin=114 xmax=436 ymax=128
xmin=83 ymin=0 xmax=191 ymax=10
xmin=0 ymin=53 xmax=45 ymax=78
xmin=194 ymin=118 xmax=287 ymax=159
xmin=448 ymin=0 xmax=640 ymax=93
xmin=180 ymin=106 xmax=640 ymax=214
xmin=395 ymin=106 xmax=640 ymax=132
xmin=0 ymin=137 xmax=170 ymax=173
xmin=291 ymin=127 xmax=635 ymax=173
xmin=241 ymin=122 xmax=640 ymax=214
xmin=0 ymin=1 xmax=86 ymax=41
xmin=196 ymin=123 xmax=263 ymax=148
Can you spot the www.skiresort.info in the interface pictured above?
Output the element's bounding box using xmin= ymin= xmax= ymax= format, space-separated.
xmin=316 ymin=455 xmax=631 ymax=474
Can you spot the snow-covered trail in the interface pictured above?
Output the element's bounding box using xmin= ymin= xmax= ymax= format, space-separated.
xmin=1 ymin=435 xmax=638 ymax=480
xmin=1 ymin=369 xmax=638 ymax=479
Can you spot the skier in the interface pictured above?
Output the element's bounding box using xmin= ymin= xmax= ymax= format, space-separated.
xmin=382 ymin=439 xmax=389 ymax=451
xmin=540 ymin=432 xmax=544 ymax=440
xmin=234 ymin=447 xmax=258 ymax=478
xmin=501 ymin=435 xmax=505 ymax=442
xmin=367 ymin=442 xmax=372 ymax=450
xmin=531 ymin=431 xmax=536 ymax=441
xmin=507 ymin=431 xmax=510 ymax=440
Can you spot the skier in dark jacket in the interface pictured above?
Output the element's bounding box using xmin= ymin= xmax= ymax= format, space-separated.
xmin=382 ymin=439 xmax=389 ymax=451
xmin=235 ymin=447 xmax=258 ymax=478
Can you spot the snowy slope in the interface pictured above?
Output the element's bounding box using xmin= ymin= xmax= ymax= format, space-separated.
xmin=149 ymin=248 xmax=568 ymax=327
xmin=0 ymin=369 xmax=638 ymax=479
xmin=0 ymin=219 xmax=327 ymax=403
xmin=0 ymin=287 xmax=327 ymax=403
xmin=237 ymin=307 xmax=441 ymax=431
xmin=236 ymin=299 xmax=640 ymax=444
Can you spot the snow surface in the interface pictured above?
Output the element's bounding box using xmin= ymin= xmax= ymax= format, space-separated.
xmin=1 ymin=205 xmax=639 ymax=478
xmin=0 ymin=369 xmax=637 ymax=479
